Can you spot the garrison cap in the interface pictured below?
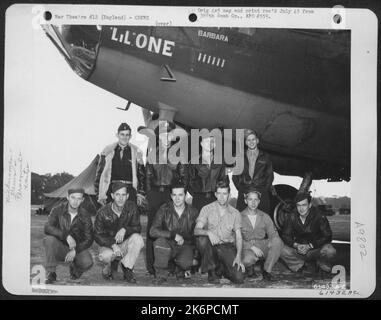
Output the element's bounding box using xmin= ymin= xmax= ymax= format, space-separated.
xmin=244 ymin=186 xmax=262 ymax=199
xmin=295 ymin=192 xmax=312 ymax=204
xmin=68 ymin=188 xmax=85 ymax=195
xmin=118 ymin=123 xmax=131 ymax=133
xmin=111 ymin=181 xmax=129 ymax=194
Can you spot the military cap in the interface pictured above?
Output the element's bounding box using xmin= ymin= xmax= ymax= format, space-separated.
xmin=118 ymin=123 xmax=131 ymax=133
xmin=244 ymin=186 xmax=262 ymax=199
xmin=68 ymin=188 xmax=85 ymax=195
xmin=295 ymin=192 xmax=312 ymax=204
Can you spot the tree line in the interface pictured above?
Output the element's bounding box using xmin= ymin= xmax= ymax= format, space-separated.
xmin=31 ymin=172 xmax=74 ymax=205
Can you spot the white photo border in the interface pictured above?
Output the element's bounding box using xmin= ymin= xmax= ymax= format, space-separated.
xmin=3 ymin=4 xmax=378 ymax=298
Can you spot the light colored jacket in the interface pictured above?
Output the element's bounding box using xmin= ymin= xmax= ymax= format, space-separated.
xmin=240 ymin=208 xmax=279 ymax=250
xmin=95 ymin=142 xmax=139 ymax=202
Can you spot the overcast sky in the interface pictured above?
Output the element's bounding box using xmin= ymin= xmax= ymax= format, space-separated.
xmin=6 ymin=8 xmax=350 ymax=198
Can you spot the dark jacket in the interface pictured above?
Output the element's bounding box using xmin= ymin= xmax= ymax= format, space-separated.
xmin=44 ymin=202 xmax=93 ymax=253
xmin=145 ymin=147 xmax=188 ymax=192
xmin=94 ymin=200 xmax=141 ymax=248
xmin=281 ymin=207 xmax=333 ymax=249
xmin=188 ymin=155 xmax=229 ymax=195
xmin=232 ymin=150 xmax=273 ymax=192
xmin=150 ymin=202 xmax=199 ymax=244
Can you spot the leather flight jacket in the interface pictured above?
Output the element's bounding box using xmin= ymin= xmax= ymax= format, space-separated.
xmin=145 ymin=148 xmax=188 ymax=192
xmin=232 ymin=149 xmax=274 ymax=192
xmin=44 ymin=202 xmax=94 ymax=253
xmin=281 ymin=206 xmax=333 ymax=249
xmin=149 ymin=202 xmax=199 ymax=244
xmin=188 ymin=155 xmax=229 ymax=195
xmin=94 ymin=200 xmax=141 ymax=248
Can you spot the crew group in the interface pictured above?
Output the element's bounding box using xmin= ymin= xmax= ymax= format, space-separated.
xmin=43 ymin=122 xmax=337 ymax=285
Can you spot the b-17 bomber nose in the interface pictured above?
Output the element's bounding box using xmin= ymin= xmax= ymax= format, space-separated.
xmin=41 ymin=24 xmax=102 ymax=79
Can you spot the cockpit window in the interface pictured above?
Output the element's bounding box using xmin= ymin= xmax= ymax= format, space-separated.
xmin=41 ymin=25 xmax=101 ymax=79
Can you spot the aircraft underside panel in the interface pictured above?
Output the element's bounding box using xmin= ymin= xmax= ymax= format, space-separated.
xmin=87 ymin=46 xmax=350 ymax=180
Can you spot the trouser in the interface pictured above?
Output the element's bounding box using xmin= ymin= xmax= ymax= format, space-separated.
xmin=196 ymin=236 xmax=244 ymax=284
xmin=153 ymin=238 xmax=194 ymax=277
xmin=106 ymin=184 xmax=137 ymax=204
xmin=280 ymin=244 xmax=337 ymax=272
xmin=146 ymin=188 xmax=171 ymax=274
xmin=236 ymin=187 xmax=270 ymax=213
xmin=98 ymin=233 xmax=144 ymax=270
xmin=43 ymin=236 xmax=93 ymax=277
xmin=192 ymin=193 xmax=217 ymax=212
xmin=242 ymin=237 xmax=284 ymax=273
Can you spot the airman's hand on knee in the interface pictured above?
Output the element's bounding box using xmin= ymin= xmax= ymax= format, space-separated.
xmin=251 ymin=245 xmax=264 ymax=258
xmin=65 ymin=249 xmax=76 ymax=263
xmin=233 ymin=255 xmax=245 ymax=272
xmin=66 ymin=235 xmax=76 ymax=250
xmin=112 ymin=244 xmax=123 ymax=257
xmin=137 ymin=194 xmax=146 ymax=207
xmin=115 ymin=228 xmax=126 ymax=244
xmin=297 ymin=244 xmax=310 ymax=255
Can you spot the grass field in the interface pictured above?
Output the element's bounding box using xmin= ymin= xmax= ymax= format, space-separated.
xmin=30 ymin=213 xmax=350 ymax=289
xmin=326 ymin=214 xmax=350 ymax=242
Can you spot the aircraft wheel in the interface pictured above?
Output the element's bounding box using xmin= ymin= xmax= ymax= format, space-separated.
xmin=270 ymin=184 xmax=298 ymax=231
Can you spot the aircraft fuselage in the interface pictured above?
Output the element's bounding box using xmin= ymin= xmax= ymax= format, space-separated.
xmin=44 ymin=25 xmax=351 ymax=180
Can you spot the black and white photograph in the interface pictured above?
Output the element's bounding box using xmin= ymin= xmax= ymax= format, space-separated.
xmin=3 ymin=5 xmax=377 ymax=298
